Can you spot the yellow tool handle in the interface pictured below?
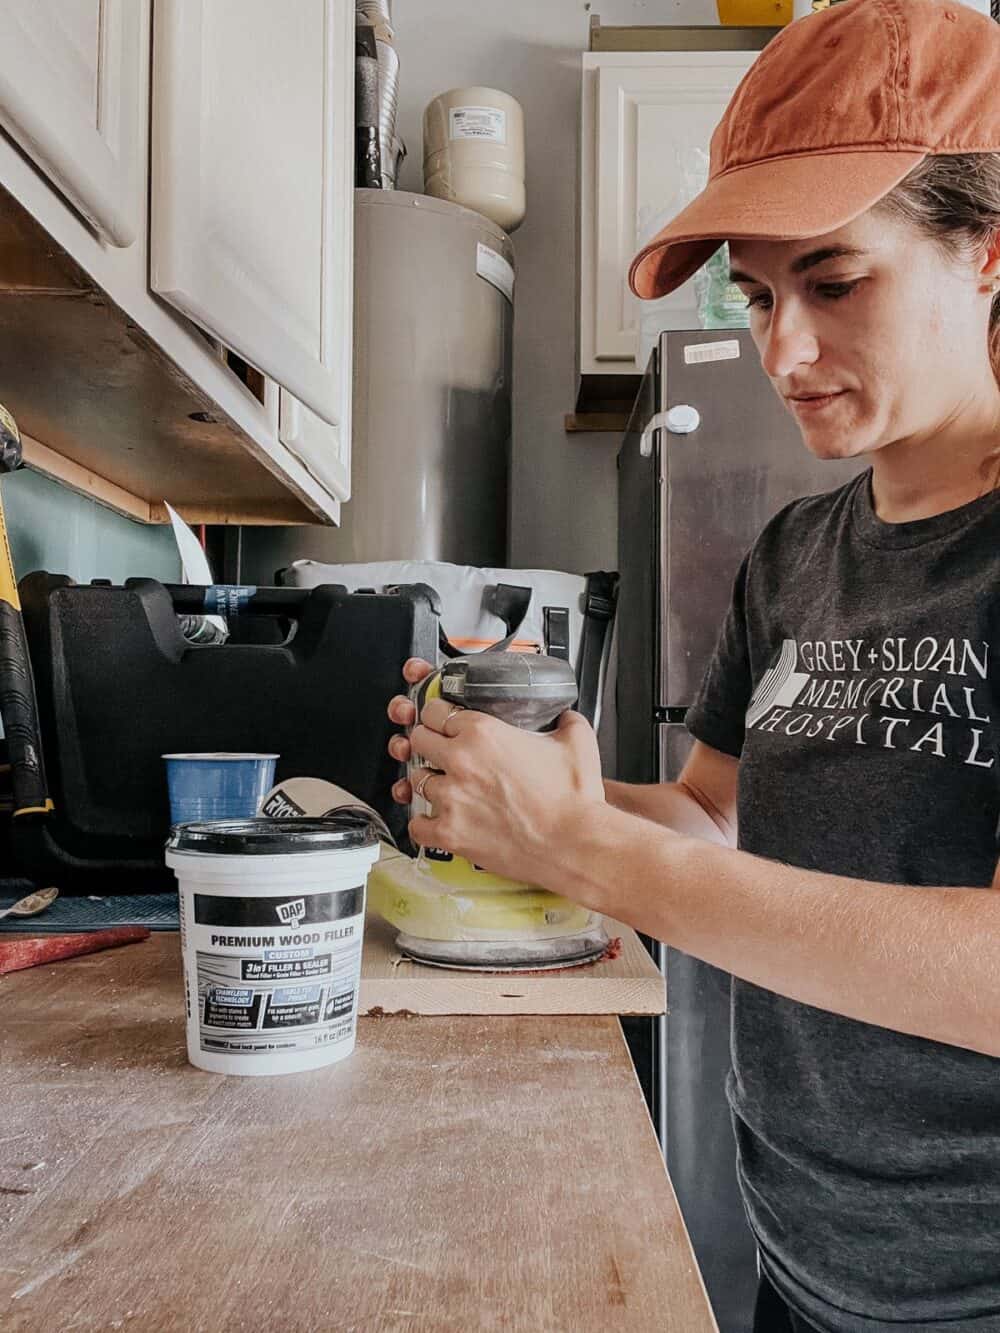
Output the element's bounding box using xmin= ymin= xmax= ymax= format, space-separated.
xmin=0 ymin=405 xmax=52 ymax=816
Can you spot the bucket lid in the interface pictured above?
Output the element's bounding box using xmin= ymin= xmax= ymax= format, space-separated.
xmin=167 ymin=815 xmax=379 ymax=855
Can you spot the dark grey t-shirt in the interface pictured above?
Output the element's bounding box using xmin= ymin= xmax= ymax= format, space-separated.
xmin=685 ymin=469 xmax=1000 ymax=1333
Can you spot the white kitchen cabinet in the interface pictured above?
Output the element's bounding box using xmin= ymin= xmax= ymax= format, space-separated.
xmin=279 ymin=389 xmax=351 ymax=505
xmin=580 ymin=51 xmax=759 ymax=377
xmin=0 ymin=0 xmax=351 ymax=524
xmin=151 ymin=0 xmax=354 ymax=477
xmin=0 ymin=0 xmax=146 ymax=248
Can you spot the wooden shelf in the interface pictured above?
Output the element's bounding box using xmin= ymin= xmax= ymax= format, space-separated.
xmin=565 ymin=411 xmax=629 ymax=434
xmin=589 ymin=16 xmax=780 ymax=50
xmin=0 ymin=188 xmax=317 ymax=526
xmin=568 ymin=370 xmax=641 ymax=436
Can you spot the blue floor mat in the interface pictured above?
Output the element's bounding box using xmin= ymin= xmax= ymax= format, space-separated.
xmin=0 ymin=892 xmax=180 ymax=932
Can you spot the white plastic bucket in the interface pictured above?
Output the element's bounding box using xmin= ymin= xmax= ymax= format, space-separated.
xmin=166 ymin=818 xmax=379 ymax=1076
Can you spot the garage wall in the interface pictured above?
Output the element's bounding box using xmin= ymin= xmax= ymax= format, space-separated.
xmin=392 ymin=0 xmax=713 ymax=574
xmin=6 ymin=467 xmax=178 ymax=586
xmin=243 ymin=0 xmax=714 ymax=585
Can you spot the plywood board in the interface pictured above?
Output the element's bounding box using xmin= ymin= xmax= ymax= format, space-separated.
xmin=21 ymin=432 xmax=152 ymax=522
xmin=0 ymin=934 xmax=715 ymax=1333
xmin=359 ymin=912 xmax=665 ymax=1017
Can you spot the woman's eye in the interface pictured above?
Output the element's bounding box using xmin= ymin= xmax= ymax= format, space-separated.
xmin=741 ymin=279 xmax=860 ymax=311
xmin=816 ymin=280 xmax=860 ymax=300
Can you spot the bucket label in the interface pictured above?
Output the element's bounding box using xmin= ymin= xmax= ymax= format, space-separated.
xmin=185 ymin=888 xmax=366 ymax=1058
xmin=193 ymin=889 xmax=362 ymax=928
xmin=449 ymin=105 xmax=507 ymax=143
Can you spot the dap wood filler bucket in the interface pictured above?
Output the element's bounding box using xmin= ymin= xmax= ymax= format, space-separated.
xmin=166 ymin=818 xmax=379 ymax=1076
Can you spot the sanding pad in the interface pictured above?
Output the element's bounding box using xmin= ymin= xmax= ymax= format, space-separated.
xmin=395 ymin=926 xmax=609 ymax=971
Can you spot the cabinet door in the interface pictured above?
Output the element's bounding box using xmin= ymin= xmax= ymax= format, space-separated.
xmin=151 ymin=0 xmax=354 ymax=448
xmin=0 ymin=0 xmax=145 ymax=247
xmin=279 ymin=388 xmax=351 ymax=504
xmin=581 ymin=52 xmax=758 ymax=373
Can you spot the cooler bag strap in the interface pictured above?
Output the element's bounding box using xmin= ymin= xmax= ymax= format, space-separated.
xmin=383 ymin=580 xmax=532 ymax=659
xmin=438 ymin=627 xmax=464 ymax=659
xmin=576 ymin=571 xmax=619 ymax=725
xmin=484 ymin=585 xmax=532 ymax=645
xmin=436 ymin=583 xmax=533 ymax=657
xmin=543 ymin=606 xmax=571 ymax=661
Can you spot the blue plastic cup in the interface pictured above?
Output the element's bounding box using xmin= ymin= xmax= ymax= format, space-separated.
xmin=163 ymin=753 xmax=278 ymax=825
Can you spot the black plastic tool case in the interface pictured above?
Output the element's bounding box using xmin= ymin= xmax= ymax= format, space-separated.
xmin=10 ymin=575 xmax=439 ymax=892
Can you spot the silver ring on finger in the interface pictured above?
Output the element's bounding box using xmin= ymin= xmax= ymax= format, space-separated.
xmin=414 ymin=771 xmax=434 ymax=801
xmin=443 ymin=706 xmax=464 ymax=736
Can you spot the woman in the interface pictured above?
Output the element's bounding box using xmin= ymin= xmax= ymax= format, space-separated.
xmin=388 ymin=2 xmax=1000 ymax=1329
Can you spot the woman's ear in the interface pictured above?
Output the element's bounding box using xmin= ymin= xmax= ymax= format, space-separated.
xmin=979 ymin=233 xmax=1000 ymax=291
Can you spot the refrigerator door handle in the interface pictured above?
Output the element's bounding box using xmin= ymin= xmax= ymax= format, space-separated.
xmin=639 ymin=416 xmax=661 ymax=458
xmin=639 ymin=406 xmax=701 ymax=456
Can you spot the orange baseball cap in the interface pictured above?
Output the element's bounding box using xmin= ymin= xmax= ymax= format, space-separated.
xmin=629 ymin=0 xmax=1000 ymax=301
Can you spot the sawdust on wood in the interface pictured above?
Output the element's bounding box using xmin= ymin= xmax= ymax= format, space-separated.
xmin=475 ymin=937 xmax=626 ymax=977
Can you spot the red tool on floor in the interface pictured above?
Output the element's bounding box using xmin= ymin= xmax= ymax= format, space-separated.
xmin=0 ymin=927 xmax=150 ymax=975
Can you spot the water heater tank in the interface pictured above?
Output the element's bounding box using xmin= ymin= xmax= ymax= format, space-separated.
xmin=250 ymin=190 xmax=513 ymax=575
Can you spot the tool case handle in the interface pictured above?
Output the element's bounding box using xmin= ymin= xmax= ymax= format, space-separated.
xmin=157 ymin=584 xmax=313 ymax=616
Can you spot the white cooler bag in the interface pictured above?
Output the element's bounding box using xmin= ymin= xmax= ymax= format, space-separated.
xmin=278 ymin=559 xmax=618 ymax=731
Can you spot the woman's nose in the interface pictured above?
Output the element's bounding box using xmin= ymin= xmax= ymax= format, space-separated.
xmin=760 ymin=309 xmax=821 ymax=380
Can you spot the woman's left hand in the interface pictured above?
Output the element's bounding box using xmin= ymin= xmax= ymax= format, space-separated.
xmin=406 ymin=699 xmax=605 ymax=887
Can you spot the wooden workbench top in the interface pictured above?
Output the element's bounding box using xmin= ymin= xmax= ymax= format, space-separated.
xmin=0 ymin=934 xmax=716 ymax=1333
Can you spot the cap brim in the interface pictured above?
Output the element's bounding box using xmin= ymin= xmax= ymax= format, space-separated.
xmin=629 ymin=150 xmax=926 ymax=300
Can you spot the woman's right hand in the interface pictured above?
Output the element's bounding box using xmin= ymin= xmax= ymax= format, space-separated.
xmin=386 ymin=657 xmax=435 ymax=805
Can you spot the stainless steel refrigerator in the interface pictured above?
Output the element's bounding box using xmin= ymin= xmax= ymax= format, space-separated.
xmin=616 ymin=328 xmax=864 ymax=1333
